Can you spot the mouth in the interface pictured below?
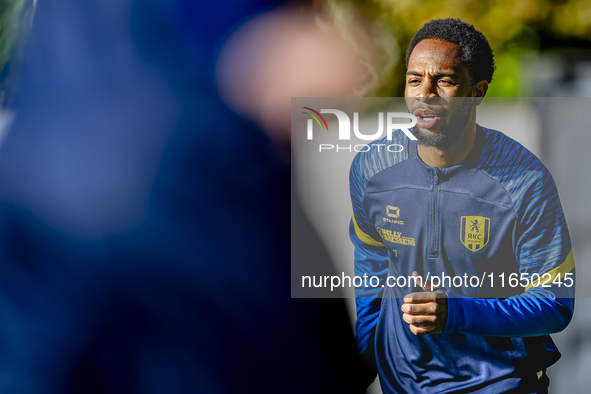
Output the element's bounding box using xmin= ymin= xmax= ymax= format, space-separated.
xmin=414 ymin=109 xmax=441 ymax=129
xmin=416 ymin=115 xmax=439 ymax=129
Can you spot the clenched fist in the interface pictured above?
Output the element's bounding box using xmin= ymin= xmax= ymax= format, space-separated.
xmin=401 ymin=271 xmax=448 ymax=335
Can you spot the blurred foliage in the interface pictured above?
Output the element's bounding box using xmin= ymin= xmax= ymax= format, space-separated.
xmin=0 ymin=1 xmax=589 ymax=100
xmin=328 ymin=0 xmax=591 ymax=96
xmin=0 ymin=0 xmax=33 ymax=107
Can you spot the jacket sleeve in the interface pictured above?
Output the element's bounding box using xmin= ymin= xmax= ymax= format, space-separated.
xmin=444 ymin=166 xmax=575 ymax=337
xmin=350 ymin=217 xmax=389 ymax=352
xmin=349 ymin=154 xmax=389 ymax=387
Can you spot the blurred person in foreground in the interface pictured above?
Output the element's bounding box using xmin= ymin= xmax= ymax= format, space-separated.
xmin=350 ymin=19 xmax=575 ymax=393
xmin=0 ymin=0 xmax=380 ymax=393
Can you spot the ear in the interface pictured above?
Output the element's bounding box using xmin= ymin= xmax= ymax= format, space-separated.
xmin=472 ymin=80 xmax=488 ymax=106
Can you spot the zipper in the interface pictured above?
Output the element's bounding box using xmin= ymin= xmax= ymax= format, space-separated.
xmin=428 ymin=168 xmax=440 ymax=258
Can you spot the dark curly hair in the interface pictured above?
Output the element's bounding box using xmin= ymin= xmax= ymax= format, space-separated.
xmin=405 ymin=18 xmax=495 ymax=84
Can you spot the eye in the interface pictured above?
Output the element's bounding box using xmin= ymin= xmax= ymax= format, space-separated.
xmin=408 ymin=79 xmax=421 ymax=86
xmin=438 ymin=80 xmax=454 ymax=86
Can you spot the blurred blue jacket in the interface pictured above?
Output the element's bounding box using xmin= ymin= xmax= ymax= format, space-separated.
xmin=0 ymin=1 xmax=364 ymax=393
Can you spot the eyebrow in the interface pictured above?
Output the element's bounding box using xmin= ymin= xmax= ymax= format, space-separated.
xmin=406 ymin=71 xmax=459 ymax=79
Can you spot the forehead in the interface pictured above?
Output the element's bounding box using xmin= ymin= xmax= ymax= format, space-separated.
xmin=407 ymin=39 xmax=464 ymax=72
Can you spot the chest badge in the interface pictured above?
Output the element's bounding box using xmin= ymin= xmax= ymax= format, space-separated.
xmin=460 ymin=216 xmax=490 ymax=252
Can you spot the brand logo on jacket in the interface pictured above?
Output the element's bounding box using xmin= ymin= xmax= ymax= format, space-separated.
xmin=386 ymin=206 xmax=400 ymax=218
xmin=460 ymin=216 xmax=490 ymax=251
xmin=383 ymin=205 xmax=403 ymax=225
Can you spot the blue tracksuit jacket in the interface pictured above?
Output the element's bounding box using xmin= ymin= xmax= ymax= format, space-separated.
xmin=350 ymin=125 xmax=575 ymax=393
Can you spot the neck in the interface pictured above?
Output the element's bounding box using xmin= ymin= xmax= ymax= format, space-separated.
xmin=417 ymin=119 xmax=477 ymax=168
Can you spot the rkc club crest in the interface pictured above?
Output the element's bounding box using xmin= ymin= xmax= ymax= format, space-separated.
xmin=460 ymin=216 xmax=490 ymax=252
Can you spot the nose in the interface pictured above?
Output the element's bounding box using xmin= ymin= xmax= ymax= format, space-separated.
xmin=416 ymin=78 xmax=438 ymax=101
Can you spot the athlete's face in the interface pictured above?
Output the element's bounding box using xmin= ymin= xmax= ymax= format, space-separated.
xmin=405 ymin=39 xmax=481 ymax=148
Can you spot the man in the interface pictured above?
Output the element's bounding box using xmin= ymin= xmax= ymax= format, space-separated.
xmin=350 ymin=18 xmax=574 ymax=393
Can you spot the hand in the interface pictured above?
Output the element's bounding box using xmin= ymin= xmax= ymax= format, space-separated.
xmin=401 ymin=271 xmax=448 ymax=335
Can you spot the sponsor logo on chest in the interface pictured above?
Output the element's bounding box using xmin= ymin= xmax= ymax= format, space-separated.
xmin=376 ymin=227 xmax=416 ymax=246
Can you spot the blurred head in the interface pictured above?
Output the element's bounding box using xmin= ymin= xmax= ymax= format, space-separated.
xmin=215 ymin=3 xmax=389 ymax=159
xmin=404 ymin=19 xmax=494 ymax=147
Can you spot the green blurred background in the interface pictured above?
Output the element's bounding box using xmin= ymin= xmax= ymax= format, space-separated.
xmin=0 ymin=0 xmax=590 ymax=102
xmin=323 ymin=0 xmax=591 ymax=97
